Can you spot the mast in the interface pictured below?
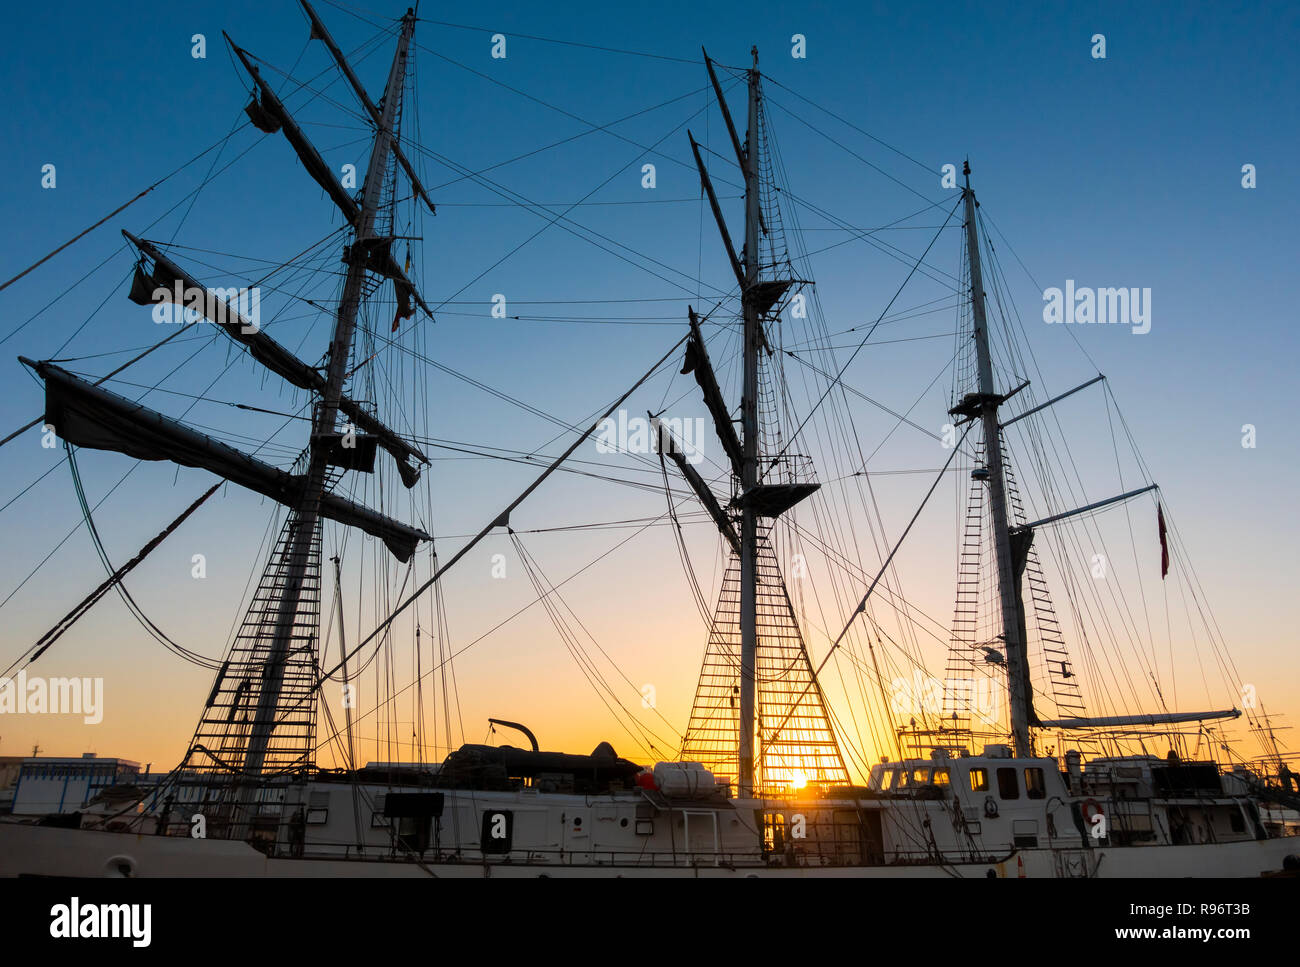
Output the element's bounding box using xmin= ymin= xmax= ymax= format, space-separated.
xmin=961 ymin=161 xmax=1033 ymax=757
xmin=736 ymin=48 xmax=763 ymax=799
xmin=679 ymin=49 xmax=832 ymax=797
xmin=242 ymin=10 xmax=417 ymax=777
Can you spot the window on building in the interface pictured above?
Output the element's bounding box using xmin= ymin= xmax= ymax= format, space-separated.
xmin=997 ymin=767 xmax=1020 ymax=800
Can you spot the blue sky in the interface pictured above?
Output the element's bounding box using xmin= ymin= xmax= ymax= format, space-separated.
xmin=0 ymin=0 xmax=1296 ymax=766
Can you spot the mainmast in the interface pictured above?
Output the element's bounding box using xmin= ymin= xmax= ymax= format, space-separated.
xmin=959 ymin=161 xmax=1033 ymax=757
xmin=675 ymin=48 xmax=836 ymax=798
xmin=736 ymin=49 xmax=763 ymax=800
xmin=242 ymin=10 xmax=417 ymax=777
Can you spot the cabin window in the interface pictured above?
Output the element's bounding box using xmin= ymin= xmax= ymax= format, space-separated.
xmin=765 ymin=813 xmax=787 ymax=853
xmin=997 ymin=767 xmax=1020 ymax=800
xmin=969 ymin=768 xmax=989 ymax=792
xmin=910 ymin=768 xmax=931 ymax=786
xmin=932 ymin=768 xmax=950 ymax=787
xmin=1023 ymin=768 xmax=1046 ymax=800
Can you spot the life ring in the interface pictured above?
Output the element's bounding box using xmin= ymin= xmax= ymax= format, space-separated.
xmin=1081 ymin=798 xmax=1105 ymax=828
xmin=983 ymin=796 xmax=999 ymax=818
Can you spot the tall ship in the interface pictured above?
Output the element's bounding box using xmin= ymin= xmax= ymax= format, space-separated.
xmin=1 ymin=3 xmax=1296 ymax=877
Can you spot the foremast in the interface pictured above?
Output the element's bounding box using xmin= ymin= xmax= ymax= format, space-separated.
xmin=242 ymin=9 xmax=419 ymax=777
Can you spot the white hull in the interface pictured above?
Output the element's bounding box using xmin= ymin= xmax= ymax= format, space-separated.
xmin=9 ymin=750 xmax=1297 ymax=878
xmin=2 ymin=822 xmax=1295 ymax=878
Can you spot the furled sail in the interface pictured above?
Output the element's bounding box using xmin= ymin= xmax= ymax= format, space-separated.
xmin=243 ymin=91 xmax=282 ymax=134
xmin=299 ymin=0 xmax=437 ymax=216
xmin=23 ymin=359 xmax=431 ymax=562
xmin=228 ymin=39 xmax=433 ymax=322
xmin=229 ymin=38 xmax=360 ymax=223
xmin=682 ymin=308 xmax=743 ymax=479
xmin=371 ymin=245 xmax=431 ymax=324
xmin=124 ymin=232 xmax=426 ymax=488
xmin=351 ymin=236 xmax=423 ymax=329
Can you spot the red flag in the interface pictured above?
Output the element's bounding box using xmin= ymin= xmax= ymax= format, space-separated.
xmin=1157 ymin=503 xmax=1169 ymax=579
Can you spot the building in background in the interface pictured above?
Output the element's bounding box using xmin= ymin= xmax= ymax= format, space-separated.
xmin=11 ymin=754 xmax=140 ymax=815
xmin=0 ymin=756 xmax=24 ymax=814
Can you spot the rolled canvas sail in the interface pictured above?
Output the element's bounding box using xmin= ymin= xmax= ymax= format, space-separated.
xmin=127 ymin=235 xmax=427 ymax=488
xmin=28 ymin=360 xmax=429 ymax=562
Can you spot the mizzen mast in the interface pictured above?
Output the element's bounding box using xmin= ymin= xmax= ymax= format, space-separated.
xmin=946 ymin=168 xmax=1230 ymax=754
xmin=951 ymin=161 xmax=1035 ymax=757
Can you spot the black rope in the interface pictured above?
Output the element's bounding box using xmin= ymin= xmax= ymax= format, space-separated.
xmin=61 ymin=444 xmax=223 ymax=670
xmin=8 ymin=478 xmax=223 ymax=676
xmin=761 ymin=195 xmax=964 ymax=479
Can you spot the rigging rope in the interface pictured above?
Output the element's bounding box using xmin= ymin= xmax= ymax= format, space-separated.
xmin=3 ymin=476 xmax=223 ymax=677
xmin=0 ymin=186 xmax=158 ymax=295
xmin=309 ymin=332 xmax=688 ymax=693
xmin=58 ymin=444 xmax=223 ymax=669
xmin=759 ymin=195 xmax=963 ymax=482
xmin=758 ymin=421 xmax=972 ymax=758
